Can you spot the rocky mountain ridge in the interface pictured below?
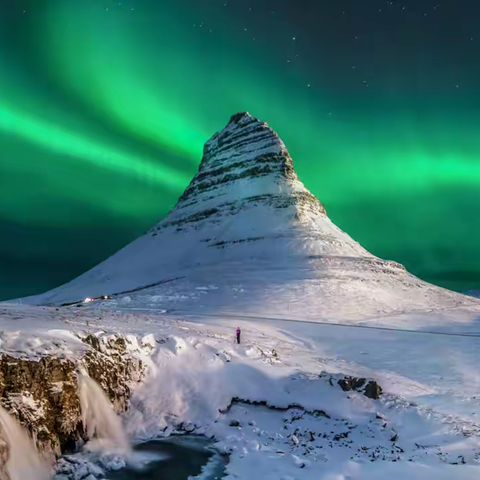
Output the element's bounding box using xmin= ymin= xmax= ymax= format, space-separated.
xmin=21 ymin=112 xmax=478 ymax=318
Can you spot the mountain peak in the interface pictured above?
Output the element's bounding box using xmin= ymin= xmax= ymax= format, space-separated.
xmin=171 ymin=112 xmax=330 ymax=236
xmin=23 ymin=113 xmax=478 ymax=319
xmin=228 ymin=111 xmax=255 ymax=124
xmin=192 ymin=112 xmax=300 ymax=204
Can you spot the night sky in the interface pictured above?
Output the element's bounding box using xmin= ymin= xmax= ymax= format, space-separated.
xmin=1 ymin=0 xmax=479 ymax=301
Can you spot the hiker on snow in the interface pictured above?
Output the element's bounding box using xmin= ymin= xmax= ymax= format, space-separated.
xmin=236 ymin=327 xmax=241 ymax=344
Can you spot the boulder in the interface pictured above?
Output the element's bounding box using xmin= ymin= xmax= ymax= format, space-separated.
xmin=336 ymin=375 xmax=383 ymax=400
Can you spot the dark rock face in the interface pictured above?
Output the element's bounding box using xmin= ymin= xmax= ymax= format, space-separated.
xmin=364 ymin=381 xmax=383 ymax=400
xmin=0 ymin=335 xmax=145 ymax=457
xmin=229 ymin=112 xmax=249 ymax=124
xmin=0 ymin=355 xmax=83 ymax=456
xmin=338 ymin=377 xmax=366 ymax=392
xmin=221 ymin=397 xmax=330 ymax=420
xmin=336 ymin=375 xmax=383 ymax=400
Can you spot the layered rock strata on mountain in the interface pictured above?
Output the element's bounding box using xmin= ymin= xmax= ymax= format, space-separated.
xmin=149 ymin=112 xmax=344 ymax=248
xmin=23 ymin=112 xmax=478 ymax=315
xmin=26 ymin=113 xmax=383 ymax=303
xmin=165 ymin=111 xmax=326 ymax=223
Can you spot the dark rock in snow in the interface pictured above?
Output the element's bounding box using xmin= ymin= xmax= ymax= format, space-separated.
xmin=338 ymin=377 xmax=366 ymax=392
xmin=336 ymin=375 xmax=382 ymax=400
xmin=364 ymin=381 xmax=383 ymax=400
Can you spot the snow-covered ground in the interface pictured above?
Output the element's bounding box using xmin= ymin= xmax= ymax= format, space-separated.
xmin=2 ymin=300 xmax=480 ymax=479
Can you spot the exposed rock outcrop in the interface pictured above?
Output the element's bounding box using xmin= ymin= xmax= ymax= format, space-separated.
xmin=171 ymin=112 xmax=327 ymax=221
xmin=337 ymin=375 xmax=383 ymax=400
xmin=0 ymin=333 xmax=147 ymax=457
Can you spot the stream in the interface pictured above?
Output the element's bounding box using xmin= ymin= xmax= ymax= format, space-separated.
xmin=106 ymin=436 xmax=227 ymax=480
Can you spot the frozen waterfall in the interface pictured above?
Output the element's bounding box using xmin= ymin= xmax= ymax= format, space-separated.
xmin=77 ymin=371 xmax=131 ymax=456
xmin=0 ymin=405 xmax=50 ymax=480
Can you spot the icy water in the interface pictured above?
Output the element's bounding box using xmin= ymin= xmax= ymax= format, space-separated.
xmin=107 ymin=437 xmax=227 ymax=480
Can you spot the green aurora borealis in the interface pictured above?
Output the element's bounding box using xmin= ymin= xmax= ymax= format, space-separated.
xmin=1 ymin=0 xmax=479 ymax=299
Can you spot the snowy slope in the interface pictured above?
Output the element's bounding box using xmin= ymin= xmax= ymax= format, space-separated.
xmin=21 ymin=112 xmax=478 ymax=318
xmin=2 ymin=303 xmax=480 ymax=480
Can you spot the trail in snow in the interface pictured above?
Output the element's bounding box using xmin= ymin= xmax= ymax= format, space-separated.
xmin=170 ymin=311 xmax=480 ymax=337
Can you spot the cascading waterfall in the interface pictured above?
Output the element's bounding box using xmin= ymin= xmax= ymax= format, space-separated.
xmin=0 ymin=406 xmax=50 ymax=480
xmin=77 ymin=371 xmax=131 ymax=456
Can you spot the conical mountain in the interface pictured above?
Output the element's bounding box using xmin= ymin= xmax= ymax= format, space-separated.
xmin=23 ymin=113 xmax=478 ymax=319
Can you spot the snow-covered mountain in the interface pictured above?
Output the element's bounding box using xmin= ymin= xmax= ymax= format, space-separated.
xmin=23 ymin=112 xmax=478 ymax=318
xmin=3 ymin=113 xmax=480 ymax=480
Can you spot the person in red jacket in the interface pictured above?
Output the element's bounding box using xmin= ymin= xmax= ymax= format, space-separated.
xmin=236 ymin=327 xmax=241 ymax=344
